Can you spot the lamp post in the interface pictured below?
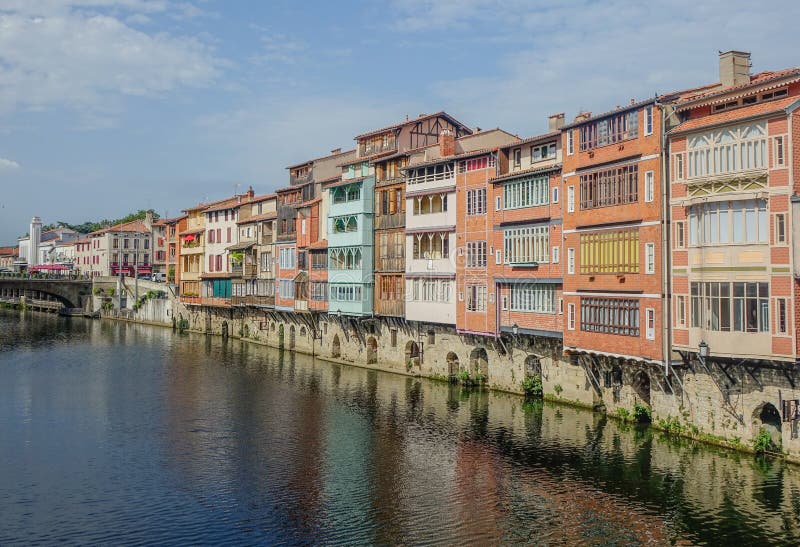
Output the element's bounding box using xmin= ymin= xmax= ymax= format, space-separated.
xmin=512 ymin=323 xmax=519 ymax=336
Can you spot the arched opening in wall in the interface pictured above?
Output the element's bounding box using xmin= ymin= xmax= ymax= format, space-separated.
xmin=524 ymin=355 xmax=543 ymax=397
xmin=270 ymin=322 xmax=276 ymax=332
xmin=289 ymin=325 xmax=296 ymax=349
xmin=242 ymin=324 xmax=250 ymax=338
xmin=632 ymin=370 xmax=651 ymax=407
xmin=755 ymin=403 xmax=783 ymax=450
xmin=446 ymin=352 xmax=460 ymax=379
xmin=278 ymin=324 xmax=284 ymax=348
xmin=221 ymin=321 xmax=229 ymax=339
xmin=332 ymin=334 xmax=341 ymax=358
xmin=405 ymin=341 xmax=420 ymax=368
xmin=470 ymin=347 xmax=489 ymax=381
xmin=367 ymin=336 xmax=378 ymax=364
xmin=300 ymin=326 xmax=307 ymax=338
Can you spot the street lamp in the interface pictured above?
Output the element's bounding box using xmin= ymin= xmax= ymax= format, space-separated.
xmin=512 ymin=323 xmax=519 ymax=336
xmin=698 ymin=340 xmax=709 ymax=359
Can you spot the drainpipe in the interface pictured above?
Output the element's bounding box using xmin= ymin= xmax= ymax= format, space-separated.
xmin=659 ymin=101 xmax=672 ymax=381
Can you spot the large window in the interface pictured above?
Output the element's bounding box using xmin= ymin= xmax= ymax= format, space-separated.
xmin=409 ymin=278 xmax=451 ymax=302
xmin=329 ymin=247 xmax=363 ymax=270
xmin=406 ymin=163 xmax=454 ymax=185
xmin=580 ymin=229 xmax=639 ymax=274
xmin=332 ymin=215 xmax=358 ymax=233
xmin=511 ymin=284 xmax=556 ymax=313
xmin=466 ymin=285 xmax=487 ymax=312
xmin=466 ymin=241 xmax=486 ymax=268
xmin=458 ymin=155 xmax=495 ymax=173
xmin=278 ymin=279 xmax=294 ymax=299
xmin=412 ymin=232 xmax=449 ymax=259
xmin=412 ymin=193 xmax=447 ymax=215
xmin=688 ymin=199 xmax=768 ymax=245
xmin=690 ymin=282 xmax=769 ymax=333
xmin=311 ymin=282 xmax=327 ymax=301
xmin=580 ymin=164 xmax=638 ymax=210
xmin=687 ymin=121 xmax=767 ymax=178
xmin=579 ymin=110 xmax=639 ymax=151
xmin=580 ymin=298 xmax=640 ymax=336
xmin=330 ymin=285 xmax=362 ymax=301
xmin=467 ymin=188 xmax=486 ymax=215
xmin=503 ymin=226 xmax=549 ymax=265
xmin=279 ymin=247 xmax=295 ymax=269
xmin=331 ymin=184 xmax=361 ymax=204
xmin=502 ymin=175 xmax=549 ymax=209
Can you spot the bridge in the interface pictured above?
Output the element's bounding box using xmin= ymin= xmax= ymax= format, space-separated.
xmin=0 ymin=278 xmax=93 ymax=310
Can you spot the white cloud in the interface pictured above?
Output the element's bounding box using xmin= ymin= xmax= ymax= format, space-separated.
xmin=0 ymin=158 xmax=21 ymax=170
xmin=0 ymin=1 xmax=221 ymax=116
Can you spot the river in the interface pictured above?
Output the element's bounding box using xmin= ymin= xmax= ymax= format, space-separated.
xmin=1 ymin=310 xmax=799 ymax=545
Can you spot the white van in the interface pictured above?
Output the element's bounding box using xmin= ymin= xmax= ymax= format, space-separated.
xmin=151 ymin=272 xmax=166 ymax=283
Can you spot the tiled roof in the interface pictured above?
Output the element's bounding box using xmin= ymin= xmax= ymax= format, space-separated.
xmin=92 ymin=219 xmax=150 ymax=235
xmin=0 ymin=245 xmax=18 ymax=255
xmin=179 ymin=227 xmax=205 ymax=236
xmin=306 ymin=239 xmax=328 ymax=250
xmin=275 ymin=181 xmax=310 ymax=193
xmin=238 ymin=211 xmax=277 ymax=224
xmin=250 ymin=193 xmax=277 ymax=203
xmin=326 ymin=176 xmax=368 ymax=189
xmin=354 ymin=111 xmax=471 ymax=140
xmin=336 ymin=149 xmax=396 ymax=166
xmin=285 ymin=148 xmax=356 ymax=170
xmin=676 ymin=68 xmax=800 ymax=107
xmin=671 ymin=95 xmax=800 ymax=134
xmin=491 ymin=163 xmax=562 ymax=184
xmin=562 ymin=98 xmax=656 ymax=130
xmin=203 ymin=196 xmax=249 ymax=213
xmin=401 ymin=148 xmax=496 ymax=171
xmin=507 ymin=131 xmax=561 ymax=147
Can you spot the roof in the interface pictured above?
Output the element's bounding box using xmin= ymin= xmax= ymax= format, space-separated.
xmin=402 ymin=148 xmax=495 ymax=171
xmin=92 ymin=219 xmax=150 ymax=235
xmin=250 ymin=193 xmax=277 ymax=203
xmin=315 ymin=174 xmax=341 ymax=184
xmin=326 ymin=176 xmax=368 ymax=189
xmin=238 ymin=211 xmax=277 ymax=224
xmin=491 ymin=163 xmax=562 ymax=184
xmin=200 ymin=272 xmax=233 ymax=279
xmin=179 ymin=227 xmax=205 ymax=236
xmin=226 ymin=241 xmax=255 ymax=251
xmin=506 ymin=131 xmax=561 ymax=148
xmin=336 ymin=149 xmax=395 ymax=167
xmin=675 ymin=68 xmax=800 ymax=108
xmin=275 ymin=181 xmax=310 ymax=193
xmin=562 ymin=98 xmax=657 ymax=130
xmin=671 ymin=95 xmax=800 ymax=134
xmin=285 ymin=147 xmax=356 ymax=170
xmin=354 ymin=111 xmax=472 ymax=140
xmin=0 ymin=245 xmax=18 ymax=256
xmin=71 ymin=237 xmax=92 ymax=245
xmin=307 ymin=239 xmax=328 ymax=250
xmin=203 ymin=196 xmax=249 ymax=213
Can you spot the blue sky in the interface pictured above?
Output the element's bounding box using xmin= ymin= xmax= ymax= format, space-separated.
xmin=1 ymin=0 xmax=799 ymax=242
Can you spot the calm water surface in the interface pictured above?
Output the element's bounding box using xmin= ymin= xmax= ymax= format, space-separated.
xmin=1 ymin=310 xmax=800 ymax=545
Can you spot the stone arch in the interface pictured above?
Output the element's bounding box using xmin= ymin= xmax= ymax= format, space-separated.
xmin=405 ymin=340 xmax=420 ymax=368
xmin=366 ymin=336 xmax=378 ymax=364
xmin=446 ymin=352 xmax=460 ymax=377
xmin=289 ymin=325 xmax=296 ymax=349
xmin=754 ymin=402 xmax=782 ymax=449
xmin=300 ymin=326 xmax=307 ymax=338
xmin=278 ymin=324 xmax=285 ymax=348
xmin=242 ymin=324 xmax=250 ymax=338
xmin=611 ymin=365 xmax=623 ymax=386
xmin=632 ymin=370 xmax=651 ymax=406
xmin=470 ymin=347 xmax=489 ymax=379
xmin=270 ymin=322 xmax=276 ymax=332
xmin=221 ymin=321 xmax=229 ymax=339
xmin=332 ymin=334 xmax=341 ymax=358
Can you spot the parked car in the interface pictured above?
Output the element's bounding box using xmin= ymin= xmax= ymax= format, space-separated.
xmin=150 ymin=272 xmax=166 ymax=282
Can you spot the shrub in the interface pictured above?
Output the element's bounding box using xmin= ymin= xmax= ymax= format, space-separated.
xmin=108 ymin=287 xmax=115 ymax=297
xmin=521 ymin=375 xmax=543 ymax=397
xmin=553 ymin=384 xmax=563 ymax=396
xmin=616 ymin=408 xmax=632 ymax=422
xmin=634 ymin=404 xmax=652 ymax=423
xmin=753 ymin=429 xmax=774 ymax=454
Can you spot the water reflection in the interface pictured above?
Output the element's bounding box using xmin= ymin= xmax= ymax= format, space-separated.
xmin=1 ymin=310 xmax=800 ymax=545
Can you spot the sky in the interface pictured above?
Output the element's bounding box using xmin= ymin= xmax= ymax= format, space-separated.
xmin=1 ymin=0 xmax=799 ymax=243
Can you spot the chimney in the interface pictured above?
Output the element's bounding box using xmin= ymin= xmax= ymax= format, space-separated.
xmin=331 ymin=148 xmax=342 ymax=155
xmin=144 ymin=211 xmax=153 ymax=229
xmin=439 ymin=129 xmax=455 ymax=157
xmin=247 ymin=185 xmax=254 ymax=198
xmin=548 ymin=113 xmax=565 ymax=131
xmin=573 ymin=111 xmax=592 ymax=123
xmin=719 ymin=50 xmax=751 ymax=87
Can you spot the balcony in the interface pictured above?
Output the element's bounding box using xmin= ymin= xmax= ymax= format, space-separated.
xmin=374 ymin=298 xmax=404 ymax=318
xmin=359 ymin=137 xmax=397 ymax=157
xmin=375 ymin=213 xmax=405 ymax=230
xmin=289 ymin=171 xmax=313 ymax=186
xmin=231 ymin=294 xmax=275 ymax=307
xmin=377 ymin=256 xmax=404 ymax=272
xmin=294 ymin=300 xmax=309 ymax=312
xmin=260 ymin=233 xmax=274 ymax=245
xmin=230 ymin=263 xmax=258 ymax=279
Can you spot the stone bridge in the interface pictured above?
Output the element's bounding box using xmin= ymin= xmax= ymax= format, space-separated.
xmin=0 ymin=278 xmax=93 ymax=309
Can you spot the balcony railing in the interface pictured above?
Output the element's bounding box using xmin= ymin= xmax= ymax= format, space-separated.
xmin=231 ymin=264 xmax=258 ymax=278
xmin=260 ymin=234 xmax=273 ymax=245
xmin=377 ymin=257 xmax=404 ymax=272
xmin=232 ymin=294 xmax=275 ymax=307
xmin=375 ymin=213 xmax=405 ymax=230
xmin=294 ymin=300 xmax=309 ymax=312
xmin=406 ymin=171 xmax=455 ymax=186
xmin=359 ymin=137 xmax=397 ymax=157
xmin=374 ymin=299 xmax=404 ymax=318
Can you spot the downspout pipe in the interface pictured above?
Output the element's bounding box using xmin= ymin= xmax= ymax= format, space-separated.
xmin=658 ymin=100 xmax=673 ymax=379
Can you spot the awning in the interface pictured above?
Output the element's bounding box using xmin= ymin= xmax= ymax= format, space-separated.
xmin=29 ymin=264 xmax=72 ymax=271
xmin=226 ymin=241 xmax=255 ymax=251
xmin=293 ymin=271 xmax=308 ymax=283
xmin=183 ymin=234 xmax=196 ymax=242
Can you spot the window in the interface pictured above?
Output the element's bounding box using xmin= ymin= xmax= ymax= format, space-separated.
xmin=579 ymin=110 xmax=639 ymax=150
xmin=776 ymin=214 xmax=786 ymax=244
xmin=144 ymin=239 xmax=150 ymax=249
xmin=558 ymin=298 xmax=563 ymax=314
xmin=676 ymin=295 xmax=686 ymax=327
xmin=644 ymin=105 xmax=654 ymax=136
xmin=644 ymin=170 xmax=654 ymax=203
xmin=466 ymin=241 xmax=487 ymax=268
xmin=674 ymin=153 xmax=684 ymax=180
xmin=580 ymin=298 xmax=640 ymax=336
xmin=406 ymin=162 xmax=454 ymax=185
xmin=412 ymin=193 xmax=448 ymax=215
xmin=774 ymin=136 xmax=785 ymax=167
xmin=278 ymin=279 xmax=295 ymax=299
xmin=511 ymin=284 xmax=556 ymax=313
xmin=645 ymin=308 xmax=656 ymax=339
xmin=495 ymin=249 xmax=502 ymax=264
xmin=458 ymin=155 xmax=495 ymax=173
xmin=260 ymin=252 xmax=272 ymax=271
xmin=567 ymin=247 xmax=575 ymax=275
xmin=687 ymin=121 xmax=767 ymax=178
xmin=503 ymin=226 xmax=549 ymax=264
xmin=531 ymin=143 xmax=556 ymax=161
xmin=513 ymin=148 xmax=521 ymax=166
xmin=407 ymin=278 xmax=451 ymax=303
xmin=391 ymin=329 xmax=397 ymax=348
xmin=690 ymin=281 xmax=769 ymax=333
xmin=332 ymin=215 xmax=358 ymax=233
xmin=579 ymin=230 xmax=639 ymax=274
xmin=467 ymin=188 xmax=487 ymax=215
xmin=501 ymin=295 xmax=508 ymax=311
xmin=466 ymin=285 xmax=487 ymax=311
xmin=328 ymin=247 xmax=363 ymax=269
xmin=279 ymin=247 xmax=295 ymax=269
xmin=675 ymin=222 xmax=685 ymax=249
xmin=216 ymin=254 xmax=222 ymax=272
xmin=565 ymin=185 xmax=577 ymax=215
xmin=412 ymin=232 xmax=449 ymax=259
xmin=495 ymin=196 xmax=501 ymax=211
xmin=330 ymin=285 xmax=362 ymax=301
xmin=567 ymin=130 xmax=574 ymax=155
xmin=645 ymin=243 xmax=655 ymax=274
xmin=332 ymin=184 xmax=361 ymax=204
xmin=427 ymin=330 xmax=435 ymax=345
xmin=227 ymin=227 xmax=232 ymax=243
xmin=567 ymin=303 xmax=576 ymax=329
xmin=552 ymin=187 xmax=559 ymax=203
xmin=502 ymin=175 xmax=549 ymax=209
xmin=311 ymin=282 xmax=328 ymax=301
xmin=688 ymin=199 xmax=768 ymax=245
xmin=552 ymin=246 xmax=559 ymax=264
xmin=777 ymin=298 xmax=788 ymax=334
xmin=580 ymin=164 xmax=638 ymax=210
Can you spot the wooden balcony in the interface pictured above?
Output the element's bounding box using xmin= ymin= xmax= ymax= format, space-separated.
xmin=376 ymin=257 xmax=404 ymax=272
xmin=375 ymin=213 xmax=405 ymax=230
xmin=294 ymin=300 xmax=309 ymax=312
xmin=260 ymin=234 xmax=273 ymax=245
xmin=374 ymin=298 xmax=404 ymax=318
xmin=231 ymin=263 xmax=258 ymax=278
xmin=309 ymin=299 xmax=327 ymax=312
xmin=231 ymin=294 xmax=275 ymax=307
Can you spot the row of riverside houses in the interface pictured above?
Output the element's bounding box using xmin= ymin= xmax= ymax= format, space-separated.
xmin=96 ymin=51 xmax=800 ymax=449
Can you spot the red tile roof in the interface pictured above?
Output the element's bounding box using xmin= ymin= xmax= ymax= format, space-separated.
xmin=203 ymin=196 xmax=249 ymax=213
xmin=676 ymin=68 xmax=800 ymax=107
xmin=238 ymin=211 xmax=277 ymax=224
xmin=92 ymin=219 xmax=149 ymax=235
xmin=354 ymin=111 xmax=471 ymax=140
xmin=491 ymin=163 xmax=562 ymax=184
xmin=671 ymin=95 xmax=800 ymax=134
